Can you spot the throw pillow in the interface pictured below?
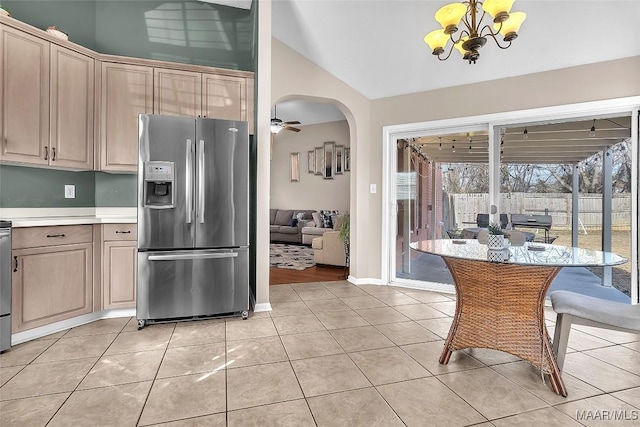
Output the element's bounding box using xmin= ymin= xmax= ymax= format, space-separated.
xmin=274 ymin=209 xmax=294 ymax=226
xmin=320 ymin=210 xmax=339 ymax=229
xmin=312 ymin=212 xmax=323 ymax=228
xmin=295 ymin=212 xmax=305 ymax=221
xmin=287 ymin=218 xmax=298 ymax=227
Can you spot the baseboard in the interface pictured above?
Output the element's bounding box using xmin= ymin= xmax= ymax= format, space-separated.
xmin=253 ymin=302 xmax=272 ymax=313
xmin=348 ymin=276 xmax=384 ymax=285
xmin=11 ymin=308 xmax=135 ymax=345
xmin=390 ymin=281 xmax=456 ymax=295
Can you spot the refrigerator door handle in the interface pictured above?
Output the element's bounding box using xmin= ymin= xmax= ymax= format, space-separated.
xmin=198 ymin=140 xmax=205 ymax=223
xmin=186 ymin=139 xmax=193 ymax=224
xmin=148 ymin=252 xmax=239 ymax=261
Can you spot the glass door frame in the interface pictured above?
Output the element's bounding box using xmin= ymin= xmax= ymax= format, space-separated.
xmin=382 ymin=96 xmax=640 ymax=303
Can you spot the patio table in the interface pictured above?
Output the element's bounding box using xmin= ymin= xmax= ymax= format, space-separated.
xmin=410 ymin=239 xmax=627 ymax=397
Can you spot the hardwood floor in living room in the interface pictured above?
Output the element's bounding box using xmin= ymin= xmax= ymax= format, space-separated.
xmin=270 ymin=265 xmax=347 ymax=285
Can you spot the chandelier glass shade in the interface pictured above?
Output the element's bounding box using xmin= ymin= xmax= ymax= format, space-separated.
xmin=424 ymin=0 xmax=526 ymax=64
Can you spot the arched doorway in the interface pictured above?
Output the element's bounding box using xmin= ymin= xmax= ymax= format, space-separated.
xmin=268 ymin=97 xmax=353 ymax=286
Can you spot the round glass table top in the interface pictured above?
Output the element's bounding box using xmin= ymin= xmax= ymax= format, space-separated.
xmin=410 ymin=239 xmax=627 ymax=267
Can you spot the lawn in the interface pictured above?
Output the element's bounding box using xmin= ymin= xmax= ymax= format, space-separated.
xmin=549 ymin=229 xmax=632 ymax=296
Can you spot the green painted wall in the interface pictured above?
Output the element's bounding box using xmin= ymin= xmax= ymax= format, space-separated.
xmin=1 ymin=1 xmax=97 ymax=50
xmin=0 ymin=165 xmax=95 ymax=208
xmin=94 ymin=172 xmax=137 ymax=207
xmin=3 ymin=0 xmax=254 ymax=71
xmin=0 ymin=166 xmax=138 ymax=208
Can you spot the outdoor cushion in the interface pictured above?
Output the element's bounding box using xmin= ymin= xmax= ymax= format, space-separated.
xmin=274 ymin=210 xmax=294 ymax=226
xmin=550 ymin=290 xmax=640 ymax=331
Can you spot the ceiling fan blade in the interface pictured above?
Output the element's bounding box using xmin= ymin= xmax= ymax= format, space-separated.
xmin=283 ymin=125 xmax=301 ymax=132
xmin=284 ymin=120 xmax=301 ymax=125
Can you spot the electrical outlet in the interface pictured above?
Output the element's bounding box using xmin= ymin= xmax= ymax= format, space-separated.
xmin=64 ymin=185 xmax=75 ymax=199
xmin=369 ymin=184 xmax=377 ymax=194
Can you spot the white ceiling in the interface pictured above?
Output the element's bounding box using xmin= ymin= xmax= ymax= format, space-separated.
xmin=273 ymin=99 xmax=346 ymax=126
xmin=272 ymin=0 xmax=640 ymax=100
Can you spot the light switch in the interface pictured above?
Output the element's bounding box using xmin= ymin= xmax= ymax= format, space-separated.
xmin=369 ymin=184 xmax=377 ymax=194
xmin=65 ymin=185 xmax=75 ymax=199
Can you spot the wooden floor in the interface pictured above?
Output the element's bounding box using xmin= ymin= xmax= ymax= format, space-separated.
xmin=270 ymin=265 xmax=347 ymax=285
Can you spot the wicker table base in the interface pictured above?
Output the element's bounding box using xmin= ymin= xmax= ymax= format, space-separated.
xmin=439 ymin=257 xmax=568 ymax=397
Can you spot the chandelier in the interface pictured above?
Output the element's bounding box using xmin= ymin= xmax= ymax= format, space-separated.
xmin=424 ymin=0 xmax=526 ymax=64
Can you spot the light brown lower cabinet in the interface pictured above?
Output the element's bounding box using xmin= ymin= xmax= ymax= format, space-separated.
xmin=11 ymin=243 xmax=93 ymax=333
xmin=102 ymin=224 xmax=137 ymax=309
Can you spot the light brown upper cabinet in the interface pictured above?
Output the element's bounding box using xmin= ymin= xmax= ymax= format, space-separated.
xmin=202 ymin=73 xmax=247 ymax=122
xmin=0 ymin=25 xmax=50 ymax=165
xmin=2 ymin=17 xmax=254 ymax=173
xmin=50 ymin=44 xmax=94 ymax=169
xmin=0 ymin=26 xmax=94 ymax=169
xmin=154 ymin=68 xmax=202 ymax=117
xmin=100 ymin=62 xmax=153 ymax=172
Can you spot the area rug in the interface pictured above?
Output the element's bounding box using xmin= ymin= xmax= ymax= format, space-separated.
xmin=270 ymin=243 xmax=315 ymax=270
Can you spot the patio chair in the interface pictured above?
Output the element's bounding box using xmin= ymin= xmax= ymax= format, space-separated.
xmin=499 ymin=213 xmax=509 ymax=229
xmin=476 ymin=213 xmax=508 ymax=229
xmin=476 ymin=214 xmax=489 ymax=228
xmin=550 ymin=290 xmax=640 ymax=371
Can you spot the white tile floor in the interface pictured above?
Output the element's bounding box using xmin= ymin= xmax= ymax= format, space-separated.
xmin=1 ymin=281 xmax=639 ymax=426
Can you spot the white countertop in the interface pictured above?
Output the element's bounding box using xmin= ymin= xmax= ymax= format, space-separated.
xmin=0 ymin=208 xmax=137 ymax=228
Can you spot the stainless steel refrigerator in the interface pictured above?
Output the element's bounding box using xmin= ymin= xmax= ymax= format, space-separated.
xmin=137 ymin=114 xmax=249 ymax=329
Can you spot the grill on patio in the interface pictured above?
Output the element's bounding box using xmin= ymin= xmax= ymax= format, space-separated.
xmin=510 ymin=214 xmax=553 ymax=243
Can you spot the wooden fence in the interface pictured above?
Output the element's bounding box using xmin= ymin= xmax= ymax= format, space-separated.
xmin=449 ymin=193 xmax=631 ymax=230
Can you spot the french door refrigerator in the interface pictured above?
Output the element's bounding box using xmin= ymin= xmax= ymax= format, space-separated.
xmin=137 ymin=114 xmax=249 ymax=329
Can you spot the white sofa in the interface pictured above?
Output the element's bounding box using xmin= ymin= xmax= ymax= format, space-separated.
xmin=312 ymin=231 xmax=347 ymax=267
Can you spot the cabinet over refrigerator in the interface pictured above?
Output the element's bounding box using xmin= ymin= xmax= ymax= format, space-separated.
xmin=137 ymin=114 xmax=249 ymax=329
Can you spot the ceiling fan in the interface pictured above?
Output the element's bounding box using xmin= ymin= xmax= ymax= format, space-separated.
xmin=270 ymin=105 xmax=301 ymax=134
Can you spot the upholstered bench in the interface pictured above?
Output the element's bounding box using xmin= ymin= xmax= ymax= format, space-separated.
xmin=550 ymin=290 xmax=640 ymax=371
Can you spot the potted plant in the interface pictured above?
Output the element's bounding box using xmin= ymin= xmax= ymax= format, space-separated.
xmin=486 ymin=223 xmax=506 ymax=250
xmin=337 ymin=213 xmax=350 ymax=271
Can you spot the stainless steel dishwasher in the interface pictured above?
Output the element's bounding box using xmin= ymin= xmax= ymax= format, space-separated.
xmin=0 ymin=220 xmax=11 ymax=352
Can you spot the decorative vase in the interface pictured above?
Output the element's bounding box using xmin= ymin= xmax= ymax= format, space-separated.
xmin=487 ymin=234 xmax=506 ymax=250
xmin=487 ymin=248 xmax=510 ymax=262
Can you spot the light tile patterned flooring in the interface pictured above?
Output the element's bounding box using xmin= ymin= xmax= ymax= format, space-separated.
xmin=1 ymin=281 xmax=639 ymax=426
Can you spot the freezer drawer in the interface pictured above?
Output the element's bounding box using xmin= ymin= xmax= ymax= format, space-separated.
xmin=137 ymin=248 xmax=248 ymax=323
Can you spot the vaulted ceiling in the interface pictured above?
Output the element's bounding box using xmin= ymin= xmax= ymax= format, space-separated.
xmin=272 ymin=1 xmax=640 ymax=100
